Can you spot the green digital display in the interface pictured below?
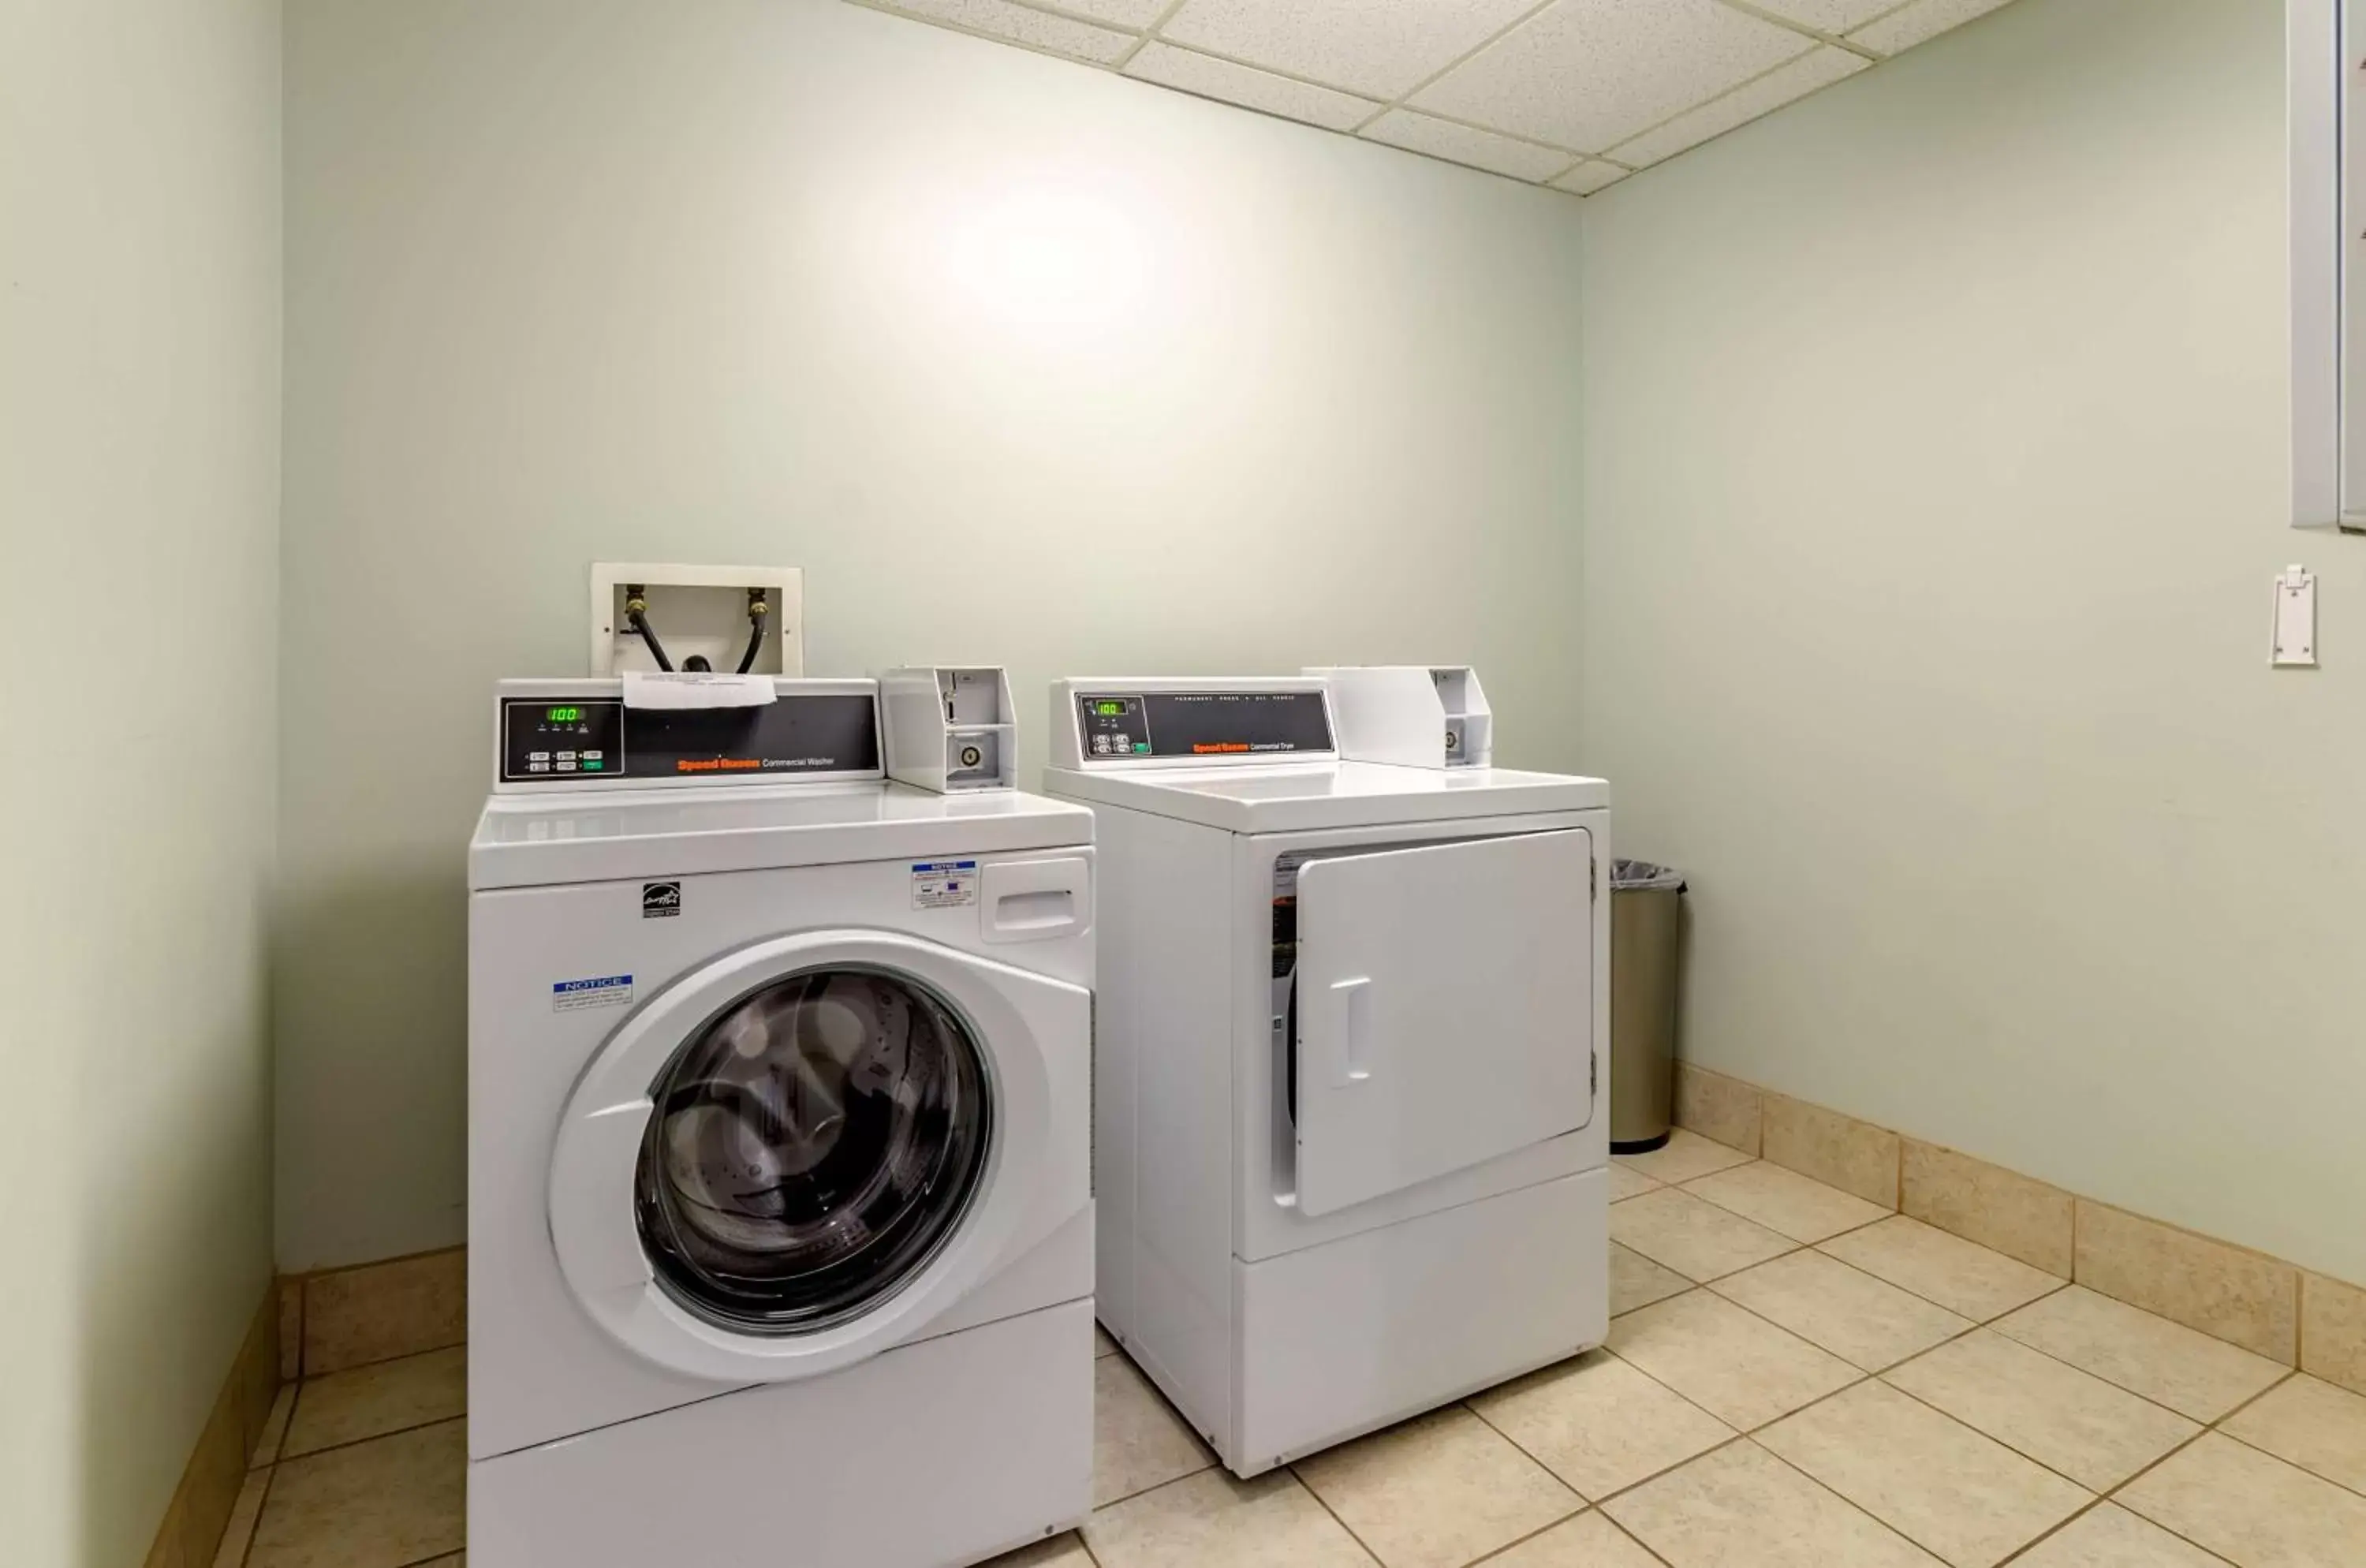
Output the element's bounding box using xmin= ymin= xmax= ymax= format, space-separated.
xmin=1093 ymin=701 xmax=1128 ymax=715
xmin=548 ymin=706 xmax=582 ymax=723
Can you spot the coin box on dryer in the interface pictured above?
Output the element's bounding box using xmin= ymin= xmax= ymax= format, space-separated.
xmin=1308 ymin=666 xmax=1493 ymax=770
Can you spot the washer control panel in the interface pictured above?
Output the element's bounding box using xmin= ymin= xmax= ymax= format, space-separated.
xmin=503 ymin=700 xmax=625 ymax=779
xmin=496 ymin=684 xmax=882 ymax=786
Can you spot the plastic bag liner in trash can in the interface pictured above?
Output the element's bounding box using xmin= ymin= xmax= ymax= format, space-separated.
xmin=1613 ymin=860 xmax=1686 ymax=894
xmin=1610 ymin=859 xmax=1686 ymax=1153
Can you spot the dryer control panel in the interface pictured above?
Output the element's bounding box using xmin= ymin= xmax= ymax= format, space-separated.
xmin=1071 ymin=689 xmax=1334 ymax=762
xmin=493 ymin=679 xmax=883 ymax=790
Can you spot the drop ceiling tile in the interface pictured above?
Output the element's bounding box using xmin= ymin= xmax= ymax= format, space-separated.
xmin=1126 ymin=42 xmax=1381 ymax=133
xmin=866 ymin=0 xmax=1136 ymax=64
xmin=1848 ymin=0 xmax=2015 ymax=56
xmin=1160 ymin=0 xmax=1544 ymax=102
xmin=1043 ymin=0 xmax=1167 ymax=25
xmin=1412 ymin=0 xmax=1815 ymax=155
xmin=1360 ymin=109 xmax=1578 ymax=183
xmin=1606 ymin=44 xmax=1865 ymax=166
xmin=1551 ymin=159 xmax=1629 ymax=196
xmin=1739 ymin=0 xmax=1901 ymax=33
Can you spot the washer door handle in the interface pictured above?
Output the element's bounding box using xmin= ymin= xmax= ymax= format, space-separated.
xmin=981 ymin=857 xmax=1092 ymax=943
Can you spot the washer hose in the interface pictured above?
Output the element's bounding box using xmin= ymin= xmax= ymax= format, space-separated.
xmin=625 ymin=588 xmax=674 ymax=672
xmin=737 ymin=589 xmax=770 ymax=674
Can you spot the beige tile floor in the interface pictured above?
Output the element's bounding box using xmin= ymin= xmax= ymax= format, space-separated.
xmin=216 ymin=1133 xmax=2366 ymax=1568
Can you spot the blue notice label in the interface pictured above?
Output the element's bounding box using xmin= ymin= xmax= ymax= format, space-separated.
xmin=552 ymin=973 xmax=634 ymax=1012
xmin=912 ymin=859 xmax=980 ymax=909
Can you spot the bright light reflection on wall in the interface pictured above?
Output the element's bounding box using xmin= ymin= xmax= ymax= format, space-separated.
xmin=944 ymin=177 xmax=1151 ymax=330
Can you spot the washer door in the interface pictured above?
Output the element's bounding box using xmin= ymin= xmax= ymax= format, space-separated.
xmin=549 ymin=928 xmax=1078 ymax=1384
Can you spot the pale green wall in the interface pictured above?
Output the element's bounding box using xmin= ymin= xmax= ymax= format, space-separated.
xmin=0 ymin=2 xmax=282 ymax=1564
xmin=278 ymin=0 xmax=1587 ymax=1268
xmin=1581 ymin=0 xmax=2366 ymax=1282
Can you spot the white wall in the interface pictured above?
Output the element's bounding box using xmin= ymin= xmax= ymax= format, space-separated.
xmin=1582 ymin=0 xmax=2366 ymax=1282
xmin=279 ymin=0 xmax=1587 ymax=1267
xmin=0 ymin=1 xmax=282 ymax=1563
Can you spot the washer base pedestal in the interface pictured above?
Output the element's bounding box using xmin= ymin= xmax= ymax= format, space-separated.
xmin=468 ymin=1297 xmax=1092 ymax=1568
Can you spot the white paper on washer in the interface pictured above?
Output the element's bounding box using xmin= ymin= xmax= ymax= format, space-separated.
xmin=621 ymin=671 xmax=777 ymax=709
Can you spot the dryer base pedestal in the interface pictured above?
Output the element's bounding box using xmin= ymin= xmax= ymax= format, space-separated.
xmin=468 ymin=1297 xmax=1092 ymax=1568
xmin=1232 ymin=1167 xmax=1608 ymax=1475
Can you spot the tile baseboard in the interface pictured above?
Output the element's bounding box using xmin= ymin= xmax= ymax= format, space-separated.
xmin=2303 ymin=1272 xmax=2366 ymax=1393
xmin=2074 ymin=1199 xmax=2298 ymax=1364
xmin=1760 ymin=1092 xmax=1898 ymax=1209
xmin=142 ymin=1282 xmax=281 ymax=1568
xmin=289 ymin=1245 xmax=467 ymax=1379
xmin=1673 ymin=1062 xmax=1762 ymax=1156
xmin=1668 ymin=1060 xmax=2362 ymax=1391
xmin=1901 ymin=1137 xmax=2073 ymax=1279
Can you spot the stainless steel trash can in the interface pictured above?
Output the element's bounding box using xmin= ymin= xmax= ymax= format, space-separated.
xmin=1609 ymin=860 xmax=1685 ymax=1153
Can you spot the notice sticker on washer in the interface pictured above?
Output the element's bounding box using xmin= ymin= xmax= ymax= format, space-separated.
xmin=912 ymin=860 xmax=979 ymax=909
xmin=552 ymin=974 xmax=633 ymax=1012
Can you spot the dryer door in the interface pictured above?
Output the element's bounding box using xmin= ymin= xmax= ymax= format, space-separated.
xmin=1293 ymin=828 xmax=1594 ymax=1218
xmin=547 ymin=928 xmax=1086 ymax=1384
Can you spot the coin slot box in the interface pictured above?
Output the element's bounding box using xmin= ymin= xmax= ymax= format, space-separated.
xmin=1310 ymin=666 xmax=1494 ymax=770
xmin=881 ymin=666 xmax=1018 ymax=793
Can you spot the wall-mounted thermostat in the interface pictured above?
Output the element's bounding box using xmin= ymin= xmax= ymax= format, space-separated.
xmin=1309 ymin=666 xmax=1494 ymax=769
xmin=589 ymin=562 xmax=803 ymax=676
xmin=880 ymin=667 xmax=1017 ymax=792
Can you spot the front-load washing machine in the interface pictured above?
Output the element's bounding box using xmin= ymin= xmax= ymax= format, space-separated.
xmin=1045 ymin=674 xmax=1609 ymax=1475
xmin=467 ymin=676 xmax=1095 ymax=1568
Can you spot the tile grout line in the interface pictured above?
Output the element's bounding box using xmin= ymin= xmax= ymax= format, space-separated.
xmin=271 ymin=1412 xmax=467 ymax=1471
xmin=1803 ymin=1234 xmax=2073 ymax=1328
xmin=1621 ymin=1170 xmax=2119 ymax=1393
xmin=2086 ymin=1418 xmax=2244 ymax=1564
xmin=1969 ymin=1295 xmax=2303 ymax=1432
xmin=1121 ymin=33 xmax=1596 ymax=163
xmin=1814 ymin=1266 xmax=2286 ymax=1439
xmin=837 ymin=0 xmax=1141 ymax=79
xmin=1738 ymin=1432 xmax=1950 ymax=1559
xmin=1588 ymin=33 xmax=1841 ymax=170
xmin=1345 ymin=0 xmax=1560 ymax=136
xmin=297 ymin=1337 xmax=467 ymax=1382
xmin=1110 ymin=0 xmax=1186 ymax=71
xmin=1092 ymin=1452 xmax=1218 ymax=1514
xmin=866 ymin=0 xmax=1620 ymax=182
xmin=1702 ymin=1273 xmax=1991 ymax=1379
xmin=1086 ymin=1460 xmax=1221 ymax=1521
xmin=1459 ymin=1501 xmax=1674 ymax=1567
xmin=1461 ymin=1370 xmax=1743 ymax=1523
xmin=2209 ymin=1419 xmax=2366 ymax=1506
xmin=1595 ymin=1313 xmax=1879 ymax=1449
xmin=1593 ymin=1243 xmax=2253 ymax=1533
xmin=1282 ymin=1458 xmax=1389 ymax=1566
xmin=1682 ymin=1085 xmax=2340 ymax=1374
xmin=1707 ymin=0 xmax=1887 ymax=60
xmin=842 ymin=0 xmax=2012 ymax=196
xmin=1868 ymin=1363 xmax=2127 ymax=1503
xmin=1991 ymin=1494 xmax=2137 ymax=1567
xmin=1584 ymin=1432 xmax=1762 ymax=1528
xmin=1673 ymin=1165 xmax=1894 ymax=1248
xmin=230 ymin=1462 xmax=277 ymax=1568
xmin=2201 ymin=1365 xmax=2366 ymax=1506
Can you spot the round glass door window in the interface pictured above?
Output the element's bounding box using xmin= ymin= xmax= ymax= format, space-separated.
xmin=635 ymin=966 xmax=994 ymax=1335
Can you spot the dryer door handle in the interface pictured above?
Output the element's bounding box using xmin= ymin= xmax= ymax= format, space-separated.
xmin=1329 ymin=976 xmax=1374 ymax=1087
